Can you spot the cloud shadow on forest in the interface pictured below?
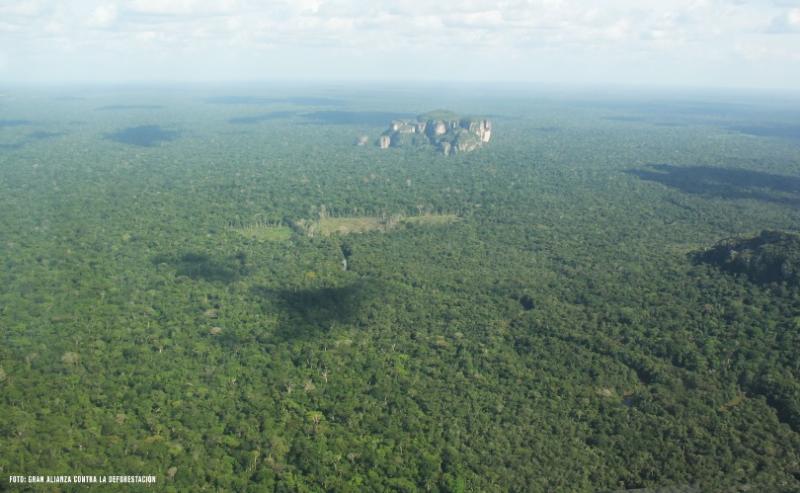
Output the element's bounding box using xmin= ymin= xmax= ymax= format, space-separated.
xmin=0 ymin=119 xmax=32 ymax=128
xmin=0 ymin=130 xmax=65 ymax=151
xmin=96 ymin=105 xmax=165 ymax=111
xmin=301 ymin=111 xmax=416 ymax=125
xmin=251 ymin=279 xmax=381 ymax=340
xmin=152 ymin=251 xmax=249 ymax=283
xmin=105 ymin=125 xmax=179 ymax=147
xmin=28 ymin=131 xmax=65 ymax=140
xmin=626 ymin=164 xmax=800 ymax=206
xmin=729 ymin=124 xmax=800 ymax=141
xmin=228 ymin=111 xmax=296 ymax=124
xmin=206 ymin=96 xmax=343 ymax=106
xmin=603 ymin=116 xmax=688 ymax=127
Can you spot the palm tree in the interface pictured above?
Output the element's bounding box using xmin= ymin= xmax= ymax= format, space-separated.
xmin=306 ymin=411 xmax=323 ymax=434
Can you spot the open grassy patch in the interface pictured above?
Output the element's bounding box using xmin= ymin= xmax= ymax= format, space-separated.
xmin=294 ymin=216 xmax=385 ymax=236
xmin=402 ymin=213 xmax=459 ymax=226
xmin=293 ymin=213 xmax=459 ymax=237
xmin=321 ymin=217 xmax=385 ymax=235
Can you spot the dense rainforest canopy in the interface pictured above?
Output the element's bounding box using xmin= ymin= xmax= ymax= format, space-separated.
xmin=0 ymin=86 xmax=799 ymax=492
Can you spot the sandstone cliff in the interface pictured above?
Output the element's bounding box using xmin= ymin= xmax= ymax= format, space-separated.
xmin=375 ymin=110 xmax=491 ymax=155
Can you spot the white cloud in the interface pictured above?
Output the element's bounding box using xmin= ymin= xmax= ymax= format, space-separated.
xmin=127 ymin=0 xmax=240 ymax=16
xmin=769 ymin=8 xmax=800 ymax=33
xmin=0 ymin=1 xmax=46 ymax=17
xmin=87 ymin=4 xmax=117 ymax=28
xmin=0 ymin=0 xmax=797 ymax=87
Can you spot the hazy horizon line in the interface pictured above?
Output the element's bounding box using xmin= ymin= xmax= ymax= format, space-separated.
xmin=3 ymin=79 xmax=800 ymax=96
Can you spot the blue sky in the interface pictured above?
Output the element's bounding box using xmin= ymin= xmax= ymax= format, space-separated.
xmin=1 ymin=0 xmax=799 ymax=89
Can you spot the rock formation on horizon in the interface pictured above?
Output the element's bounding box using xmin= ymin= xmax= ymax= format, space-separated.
xmin=376 ymin=110 xmax=492 ymax=155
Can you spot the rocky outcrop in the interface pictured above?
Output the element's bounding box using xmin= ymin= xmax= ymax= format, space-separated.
xmin=376 ymin=110 xmax=492 ymax=155
xmin=696 ymin=230 xmax=800 ymax=285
